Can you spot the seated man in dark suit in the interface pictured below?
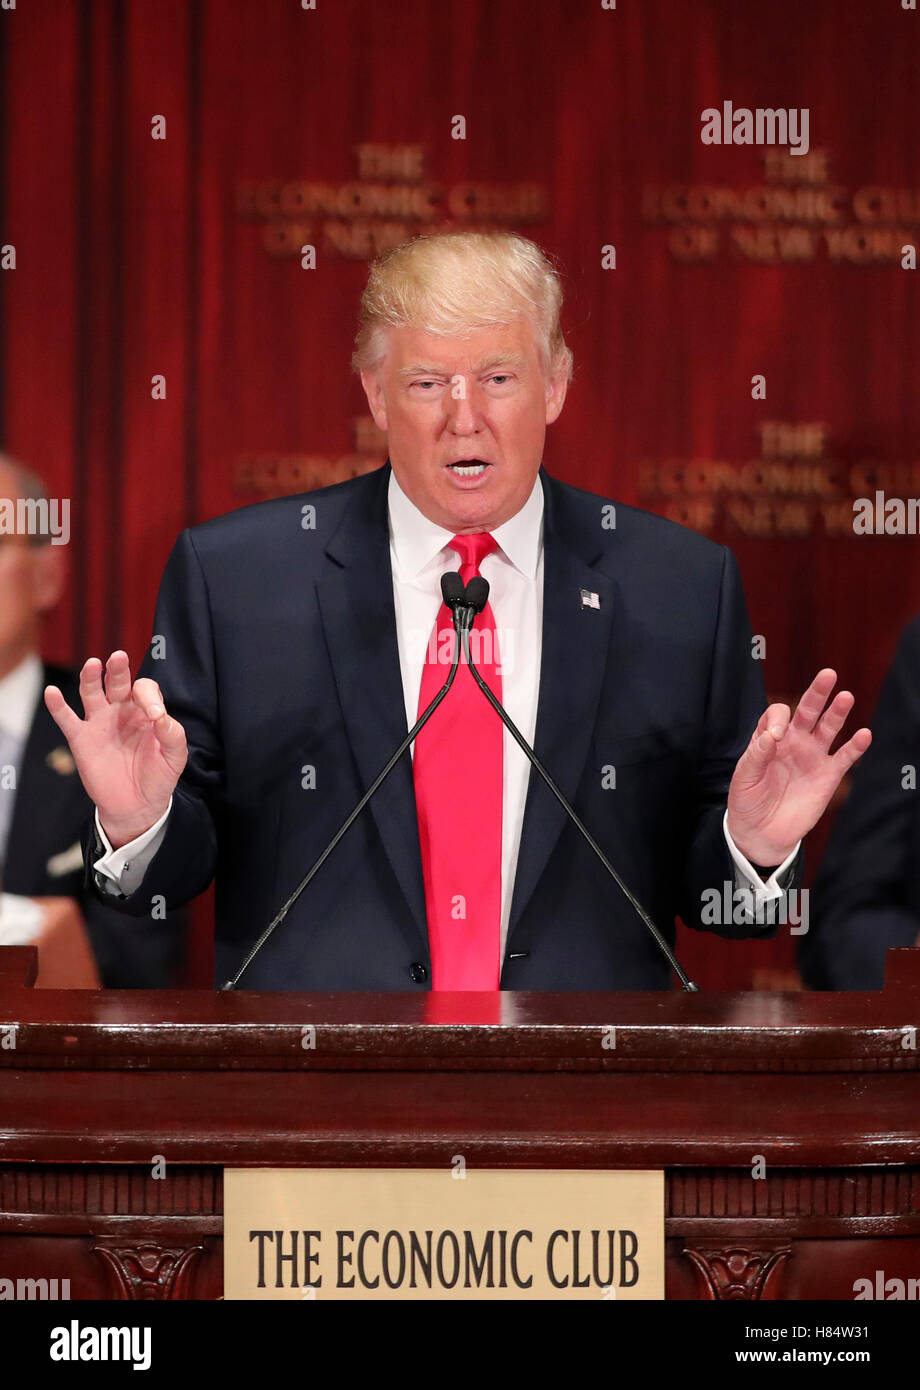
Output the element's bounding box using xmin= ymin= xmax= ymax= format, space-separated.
xmin=0 ymin=456 xmax=184 ymax=986
xmin=801 ymin=616 xmax=920 ymax=990
xmin=44 ymin=231 xmax=870 ymax=991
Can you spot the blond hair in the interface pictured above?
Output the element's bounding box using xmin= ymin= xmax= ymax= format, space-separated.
xmin=351 ymin=230 xmax=573 ymax=382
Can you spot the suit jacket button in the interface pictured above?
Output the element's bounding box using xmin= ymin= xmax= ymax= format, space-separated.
xmin=409 ymin=963 xmax=428 ymax=983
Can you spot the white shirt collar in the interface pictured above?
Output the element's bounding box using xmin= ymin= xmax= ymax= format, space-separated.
xmin=387 ymin=466 xmax=544 ymax=579
xmin=0 ymin=652 xmax=43 ymax=741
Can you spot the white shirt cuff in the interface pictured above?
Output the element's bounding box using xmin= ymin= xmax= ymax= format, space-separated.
xmin=93 ymin=800 xmax=172 ymax=896
xmin=723 ymin=809 xmax=800 ymax=903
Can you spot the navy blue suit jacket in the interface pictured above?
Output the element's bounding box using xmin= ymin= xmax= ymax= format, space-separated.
xmin=87 ymin=464 xmax=782 ymax=990
xmin=801 ymin=616 xmax=920 ymax=989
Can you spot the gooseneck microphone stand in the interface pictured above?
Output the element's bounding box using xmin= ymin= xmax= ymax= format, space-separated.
xmin=457 ymin=575 xmax=699 ymax=993
xmin=221 ymin=573 xmax=472 ymax=989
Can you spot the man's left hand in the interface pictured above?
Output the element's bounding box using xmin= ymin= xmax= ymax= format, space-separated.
xmin=727 ymin=668 xmax=872 ymax=867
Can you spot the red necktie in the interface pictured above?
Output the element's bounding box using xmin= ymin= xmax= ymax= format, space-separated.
xmin=413 ymin=533 xmax=503 ymax=989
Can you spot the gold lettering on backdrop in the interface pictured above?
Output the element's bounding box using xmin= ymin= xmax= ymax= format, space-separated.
xmin=238 ymin=145 xmax=550 ymax=260
xmin=643 ymin=151 xmax=920 ymax=265
xmin=639 ymin=424 xmax=920 ymax=539
xmin=233 ymin=146 xmax=550 ymax=494
xmin=233 ymin=417 xmax=387 ymax=499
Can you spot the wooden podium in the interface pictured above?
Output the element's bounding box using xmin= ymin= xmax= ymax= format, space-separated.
xmin=1 ymin=944 xmax=918 ymax=1301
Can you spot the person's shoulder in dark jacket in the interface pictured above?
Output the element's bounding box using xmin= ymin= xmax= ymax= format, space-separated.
xmin=802 ymin=616 xmax=920 ymax=989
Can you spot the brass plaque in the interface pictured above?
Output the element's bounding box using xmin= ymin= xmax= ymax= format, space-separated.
xmin=224 ymin=1167 xmax=663 ymax=1300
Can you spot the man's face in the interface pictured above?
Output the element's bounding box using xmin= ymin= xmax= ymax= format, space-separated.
xmin=361 ymin=316 xmax=568 ymax=533
xmin=0 ymin=463 xmax=63 ymax=678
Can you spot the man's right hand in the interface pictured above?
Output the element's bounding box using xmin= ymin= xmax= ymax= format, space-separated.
xmin=44 ymin=650 xmax=188 ymax=850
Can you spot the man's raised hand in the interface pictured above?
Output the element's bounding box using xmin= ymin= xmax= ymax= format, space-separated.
xmin=44 ymin=651 xmax=188 ymax=849
xmin=727 ymin=668 xmax=871 ymax=868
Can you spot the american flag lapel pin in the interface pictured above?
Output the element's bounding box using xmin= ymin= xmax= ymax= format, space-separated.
xmin=580 ymin=588 xmax=601 ymax=610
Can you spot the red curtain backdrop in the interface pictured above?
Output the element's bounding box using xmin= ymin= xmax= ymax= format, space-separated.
xmin=3 ymin=0 xmax=919 ymax=987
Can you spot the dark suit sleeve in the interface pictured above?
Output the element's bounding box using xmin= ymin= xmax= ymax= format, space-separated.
xmin=677 ymin=545 xmax=801 ymax=939
xmin=81 ymin=893 xmax=186 ymax=987
xmin=86 ymin=529 xmax=223 ymax=916
xmin=800 ymin=618 xmax=920 ymax=989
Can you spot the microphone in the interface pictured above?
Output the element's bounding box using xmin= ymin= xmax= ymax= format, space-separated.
xmin=221 ymin=572 xmax=466 ymax=990
xmin=440 ymin=570 xmax=475 ymax=629
xmin=455 ymin=576 xmax=700 ymax=992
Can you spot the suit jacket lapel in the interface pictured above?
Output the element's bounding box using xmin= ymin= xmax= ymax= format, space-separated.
xmin=315 ymin=463 xmax=429 ymax=948
xmin=506 ymin=471 xmax=616 ymax=943
xmin=315 ymin=464 xmax=617 ymax=958
xmin=4 ymin=667 xmax=82 ymax=889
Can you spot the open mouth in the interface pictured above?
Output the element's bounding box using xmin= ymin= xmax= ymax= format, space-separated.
xmin=447 ymin=460 xmax=491 ymax=478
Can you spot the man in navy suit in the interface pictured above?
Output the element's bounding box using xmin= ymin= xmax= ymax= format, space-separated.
xmin=44 ymin=232 xmax=871 ymax=990
xmin=0 ymin=456 xmax=184 ymax=986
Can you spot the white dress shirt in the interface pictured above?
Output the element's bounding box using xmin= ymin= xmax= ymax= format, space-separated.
xmin=0 ymin=653 xmax=61 ymax=947
xmin=94 ymin=474 xmax=799 ymax=943
xmin=389 ymin=469 xmax=543 ymax=949
xmin=0 ymin=652 xmax=43 ymax=868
